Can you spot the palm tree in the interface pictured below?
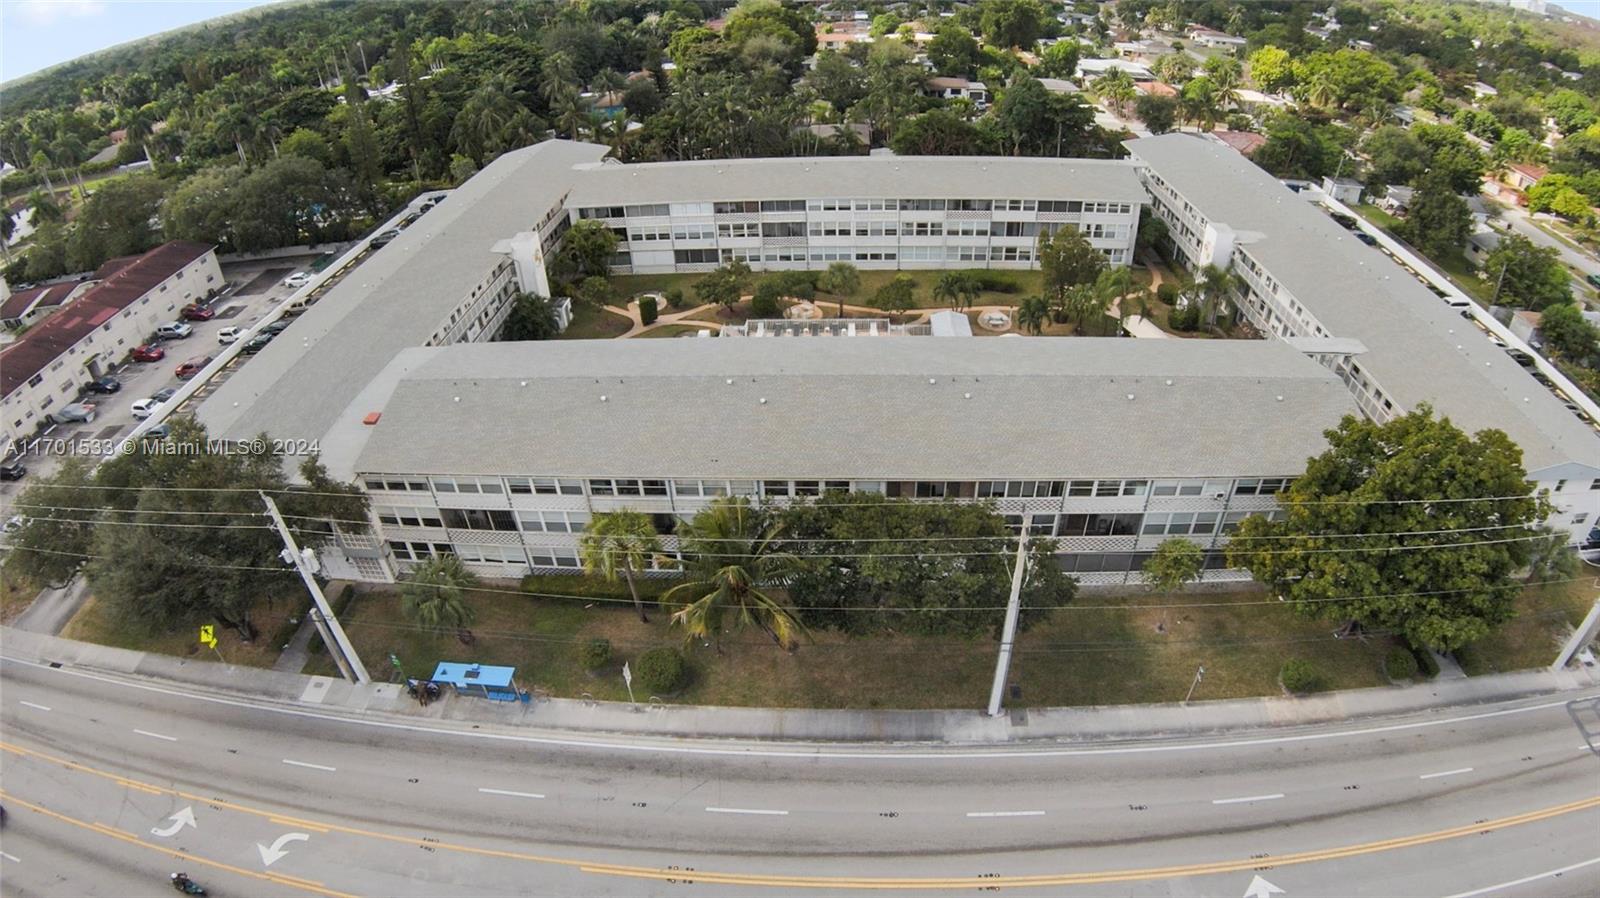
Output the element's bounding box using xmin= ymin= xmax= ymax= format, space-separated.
xmin=1017 ymin=295 xmax=1050 ymax=334
xmin=821 ymin=261 xmax=860 ymax=317
xmin=399 ymin=554 xmax=478 ymax=640
xmin=662 ymin=499 xmax=805 ymax=652
xmin=452 ymin=75 xmax=533 ymax=165
xmin=580 ymin=510 xmax=662 ymax=623
xmin=933 ymin=271 xmax=963 ymax=310
xmin=1095 ymin=266 xmax=1135 ymax=335
xmin=540 ymin=51 xmax=578 ymax=107
xmin=1302 ymin=70 xmax=1336 ymax=110
xmin=1196 ymin=263 xmax=1238 ymax=329
xmin=1097 ymin=70 xmax=1137 ymax=116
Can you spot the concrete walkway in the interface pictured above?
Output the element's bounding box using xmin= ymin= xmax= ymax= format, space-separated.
xmin=4 ymin=625 xmax=1596 ymax=746
xmin=11 ymin=577 xmax=89 ymax=635
xmin=271 ymin=614 xmax=316 ymax=673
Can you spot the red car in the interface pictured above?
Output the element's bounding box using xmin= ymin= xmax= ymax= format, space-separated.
xmin=175 ymin=356 xmax=212 ymax=379
xmin=180 ymin=304 xmax=215 ymax=321
xmin=130 ymin=344 xmax=166 ymax=362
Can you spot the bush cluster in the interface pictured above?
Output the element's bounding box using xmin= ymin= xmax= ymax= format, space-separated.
xmin=1280 ymin=658 xmax=1326 ymax=694
xmin=638 ymin=295 xmax=658 ymax=325
xmin=1384 ymin=648 xmax=1420 ymax=681
xmin=578 ymin=637 xmax=613 ymax=670
xmin=634 ymin=647 xmax=688 ymax=694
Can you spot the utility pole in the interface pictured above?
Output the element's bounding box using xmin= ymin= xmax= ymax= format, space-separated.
xmin=261 ymin=493 xmax=370 ymax=684
xmin=986 ymin=535 xmax=1029 ymax=718
xmin=1552 ymin=598 xmax=1600 ymax=671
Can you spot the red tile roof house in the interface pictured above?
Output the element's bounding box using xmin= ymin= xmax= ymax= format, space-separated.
xmin=0 ymin=282 xmax=80 ymax=329
xmin=1 ymin=241 xmax=219 ymax=446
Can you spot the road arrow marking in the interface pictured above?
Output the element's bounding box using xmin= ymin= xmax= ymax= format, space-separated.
xmin=1243 ymin=874 xmax=1285 ymax=898
xmin=150 ymin=806 xmax=196 ymax=838
xmin=257 ymin=832 xmax=311 ymax=867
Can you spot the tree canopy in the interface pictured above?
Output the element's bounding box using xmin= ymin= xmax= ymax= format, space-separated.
xmin=1227 ymin=406 xmax=1549 ymax=652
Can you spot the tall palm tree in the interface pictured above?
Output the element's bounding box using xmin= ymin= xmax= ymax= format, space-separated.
xmin=1097 ymin=70 xmax=1137 ymax=116
xmin=541 ymin=51 xmax=578 ymax=107
xmin=1196 ymin=263 xmax=1238 ymax=329
xmin=452 ymin=75 xmax=533 ymax=165
xmin=1095 ymin=266 xmax=1135 ymax=335
xmin=580 ymin=510 xmax=662 ymax=623
xmin=933 ymin=271 xmax=963 ymax=310
xmin=400 ymin=554 xmax=478 ymax=639
xmin=662 ymin=499 xmax=805 ymax=652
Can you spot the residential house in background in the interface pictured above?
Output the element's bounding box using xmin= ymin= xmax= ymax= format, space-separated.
xmin=0 ymin=282 xmax=85 ymax=330
xmin=1076 ymin=58 xmax=1154 ymax=82
xmin=1184 ymin=24 xmax=1247 ymax=50
xmin=1321 ymin=177 xmax=1365 ymax=205
xmin=923 ymin=76 xmax=989 ymax=104
xmin=1 ymin=241 xmax=219 ymax=449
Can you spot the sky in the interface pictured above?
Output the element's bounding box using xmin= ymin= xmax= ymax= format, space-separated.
xmin=1 ymin=0 xmax=280 ymax=84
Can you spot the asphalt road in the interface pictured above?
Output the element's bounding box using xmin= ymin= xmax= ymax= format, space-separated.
xmin=1 ymin=656 xmax=1598 ymax=897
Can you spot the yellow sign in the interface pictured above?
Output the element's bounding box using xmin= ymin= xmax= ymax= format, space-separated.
xmin=199 ymin=625 xmax=217 ymax=649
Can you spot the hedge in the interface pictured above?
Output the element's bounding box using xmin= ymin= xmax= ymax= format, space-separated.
xmin=306 ymin=583 xmax=357 ymax=655
xmin=638 ymin=295 xmax=659 ymax=325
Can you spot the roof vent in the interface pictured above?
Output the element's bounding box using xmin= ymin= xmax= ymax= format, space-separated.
xmin=759 ymin=397 xmax=767 ymax=404
xmin=726 ymin=378 xmax=734 ymax=385
xmin=928 ymin=378 xmax=936 ymax=384
xmin=600 ymin=394 xmax=608 ymax=402
xmin=1276 ymin=395 xmax=1284 ymax=402
xmin=363 ymin=411 xmax=382 ymax=425
xmin=452 ymin=396 xmax=460 ymax=402
xmin=964 ymin=392 xmax=972 ymax=399
xmin=1126 ymin=393 xmax=1135 ymax=401
xmin=1165 ymin=378 xmax=1174 ymax=386
xmin=520 ymin=381 xmax=527 ymax=387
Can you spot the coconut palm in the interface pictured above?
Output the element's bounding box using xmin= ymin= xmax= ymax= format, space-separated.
xmin=540 ymin=51 xmax=578 ymax=107
xmin=1196 ymin=263 xmax=1239 ymax=329
xmin=451 ymin=75 xmax=533 ymax=165
xmin=399 ymin=554 xmax=478 ymax=639
xmin=1097 ymin=70 xmax=1137 ymax=116
xmin=580 ymin=510 xmax=662 ymax=623
xmin=821 ymin=261 xmax=861 ymax=316
xmin=933 ymin=271 xmax=964 ymax=310
xmin=662 ymin=499 xmax=804 ymax=652
xmin=1095 ymin=266 xmax=1136 ymax=334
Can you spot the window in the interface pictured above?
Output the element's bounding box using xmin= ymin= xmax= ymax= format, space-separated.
xmin=899 ymin=199 xmax=946 ymax=211
xmin=1590 ymin=479 xmax=1600 ymax=490
xmin=625 ymin=203 xmax=669 ymax=217
xmin=759 ymin=199 xmax=805 ymax=213
xmin=718 ymin=222 xmax=760 ymax=238
xmin=518 ymin=510 xmax=590 ymax=533
xmin=1058 ymin=513 xmax=1142 ymax=537
xmin=761 ymin=221 xmax=806 ymax=239
xmin=439 ymin=508 xmax=518 ymax=531
xmin=794 ymin=480 xmax=821 ymax=496
xmin=671 ymin=224 xmax=715 ymax=241
xmin=674 ymin=249 xmax=719 ymax=264
xmin=714 ymin=201 xmax=760 ymax=214
xmin=456 ymin=544 xmax=528 ymax=565
xmin=1573 ymin=513 xmax=1589 ymax=525
xmin=507 ymin=477 xmax=532 ymax=494
xmin=528 ymin=550 xmax=582 ymax=569
xmin=761 ymin=480 xmax=791 ymax=497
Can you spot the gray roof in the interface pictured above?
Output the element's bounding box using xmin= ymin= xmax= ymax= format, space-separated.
xmin=351 ymin=337 xmax=1357 ymax=481
xmin=565 ymin=155 xmax=1147 ymax=207
xmin=197 ymin=140 xmax=611 ymax=445
xmin=1125 ymin=133 xmax=1600 ymax=474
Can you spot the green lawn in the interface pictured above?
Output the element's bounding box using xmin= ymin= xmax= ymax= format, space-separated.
xmin=559 ymin=301 xmax=631 ymax=339
xmin=0 ymin=563 xmax=39 ymax=625
xmin=1456 ymin=577 xmax=1595 ymax=676
xmin=633 ymin=323 xmax=718 ymax=339
xmin=607 ymin=273 xmax=708 ymax=307
xmin=59 ymin=595 xmax=288 ymax=670
xmin=609 ymin=268 xmax=1049 ymax=313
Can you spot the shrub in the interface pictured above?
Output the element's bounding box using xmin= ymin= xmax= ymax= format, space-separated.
xmin=1410 ymin=644 xmax=1440 ymax=679
xmin=1156 ymin=282 xmax=1180 ymax=305
xmin=635 ymin=647 xmax=687 ymax=694
xmin=1280 ymin=658 xmax=1326 ymax=694
xmin=1384 ymin=648 xmax=1420 ymax=681
xmin=579 ymin=637 xmax=613 ymax=670
xmin=750 ymin=278 xmax=782 ymax=318
xmin=1169 ymin=302 xmax=1201 ymax=331
xmin=638 ymin=295 xmax=658 ymax=325
xmin=965 ymin=270 xmax=1022 ymax=293
xmin=664 ymin=287 xmax=686 ymax=309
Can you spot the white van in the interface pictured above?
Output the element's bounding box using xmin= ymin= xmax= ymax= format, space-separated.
xmin=284 ymin=295 xmax=314 ymax=315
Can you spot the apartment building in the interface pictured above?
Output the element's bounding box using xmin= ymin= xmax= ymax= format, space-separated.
xmin=1 ymin=241 xmax=219 ymax=449
xmin=563 ymin=154 xmax=1143 ymax=273
xmin=337 ymin=339 xmax=1354 ymax=583
xmin=1125 ymin=133 xmax=1600 ymax=543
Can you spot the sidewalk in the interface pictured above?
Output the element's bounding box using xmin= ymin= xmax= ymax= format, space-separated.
xmin=3 ymin=626 xmax=1596 ymax=746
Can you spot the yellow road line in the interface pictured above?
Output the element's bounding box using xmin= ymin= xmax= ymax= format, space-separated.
xmin=2 ymin=739 xmax=1596 ymax=890
xmin=0 ymin=791 xmax=356 ymax=898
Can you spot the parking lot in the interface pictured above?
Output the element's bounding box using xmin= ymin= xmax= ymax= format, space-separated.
xmin=0 ymin=255 xmax=327 ymax=499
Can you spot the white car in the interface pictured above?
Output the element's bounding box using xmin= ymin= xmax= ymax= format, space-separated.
xmin=283 ymin=272 xmax=311 ymax=288
xmin=155 ymin=321 xmax=193 ymax=339
xmin=130 ymin=398 xmax=162 ymax=419
xmin=217 ymin=326 xmax=245 ymax=344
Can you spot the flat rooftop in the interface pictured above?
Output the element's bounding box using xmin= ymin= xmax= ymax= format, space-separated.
xmin=1125 ymin=133 xmax=1600 ymax=474
xmin=347 ymin=337 xmax=1357 ymax=482
xmin=197 ymin=140 xmax=610 ymax=445
xmin=565 ymin=155 xmax=1148 ymax=207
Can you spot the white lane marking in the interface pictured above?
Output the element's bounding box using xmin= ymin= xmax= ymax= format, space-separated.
xmin=1419 ymin=767 xmax=1474 ymax=780
xmin=705 ymin=807 xmax=789 ymax=816
xmin=966 ymin=810 xmax=1046 ymax=818
xmin=1439 ymin=854 xmax=1600 ymax=898
xmin=478 ymin=788 xmax=545 ymax=799
xmin=0 ymin=852 xmax=19 ymax=863
xmin=132 ymin=729 xmax=177 ymax=742
xmin=7 ymin=655 xmax=1597 ymax=761
xmin=1212 ymin=793 xmax=1285 ymax=805
xmin=18 ymin=701 xmax=50 ymax=712
xmin=282 ymin=759 xmax=336 ymax=772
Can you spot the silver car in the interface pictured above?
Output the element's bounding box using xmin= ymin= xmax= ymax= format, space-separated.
xmin=50 ymin=403 xmax=97 ymax=424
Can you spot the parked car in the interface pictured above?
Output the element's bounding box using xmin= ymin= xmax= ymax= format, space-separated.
xmin=369 ymin=228 xmax=402 ymax=248
xmin=261 ymin=320 xmax=291 ymax=335
xmin=283 ymin=272 xmax=312 ymax=288
xmin=175 ymin=357 xmax=212 ymax=379
xmin=84 ymin=376 xmax=121 ymax=394
xmin=153 ymin=387 xmax=177 ymax=402
xmin=130 ymin=398 xmax=163 ymax=418
xmin=50 ymin=403 xmax=97 ymax=424
xmin=1505 ymin=348 xmax=1537 ymax=367
xmin=156 ymin=322 xmax=193 ymax=339
xmin=1587 ymin=273 xmax=1600 ymax=289
xmin=130 ymin=344 xmax=166 ymax=362
xmin=241 ymin=332 xmax=275 ymax=353
xmin=0 ymin=462 xmax=26 ymax=482
xmin=1354 ymin=232 xmax=1378 ymax=246
xmin=217 ymin=326 xmax=245 ymax=344
xmin=180 ymin=304 xmax=215 ymax=322
xmin=143 ymin=423 xmax=171 ymax=440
